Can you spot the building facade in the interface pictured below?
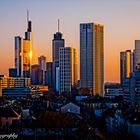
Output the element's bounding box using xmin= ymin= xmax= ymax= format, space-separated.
xmin=15 ymin=36 xmax=22 ymax=77
xmin=120 ymin=50 xmax=133 ymax=85
xmin=31 ymin=65 xmax=43 ymax=85
xmin=134 ymin=40 xmax=140 ymax=71
xmin=80 ymin=23 xmax=104 ymax=96
xmin=38 ymin=56 xmax=46 ymax=85
xmin=14 ymin=15 xmax=32 ymax=78
xmin=59 ymin=47 xmax=77 ymax=94
xmin=52 ymin=31 xmax=65 ymax=90
xmin=0 ymin=75 xmax=30 ymax=88
xmin=46 ymin=62 xmax=53 ymax=90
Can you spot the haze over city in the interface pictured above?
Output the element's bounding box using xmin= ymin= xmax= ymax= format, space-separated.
xmin=0 ymin=0 xmax=140 ymax=82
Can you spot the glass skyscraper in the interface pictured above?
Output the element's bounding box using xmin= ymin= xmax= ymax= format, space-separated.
xmin=59 ymin=47 xmax=77 ymax=94
xmin=134 ymin=40 xmax=140 ymax=71
xmin=15 ymin=14 xmax=32 ymax=78
xmin=120 ymin=50 xmax=133 ymax=85
xmin=52 ymin=31 xmax=65 ymax=90
xmin=80 ymin=23 xmax=104 ymax=96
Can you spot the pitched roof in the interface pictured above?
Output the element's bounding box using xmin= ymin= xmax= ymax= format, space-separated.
xmin=0 ymin=107 xmax=20 ymax=118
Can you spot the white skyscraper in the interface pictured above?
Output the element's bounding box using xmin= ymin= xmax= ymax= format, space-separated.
xmin=59 ymin=47 xmax=77 ymax=94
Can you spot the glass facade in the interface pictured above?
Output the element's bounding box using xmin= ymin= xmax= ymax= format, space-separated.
xmin=52 ymin=32 xmax=65 ymax=90
xmin=14 ymin=20 xmax=32 ymax=78
xmin=80 ymin=23 xmax=104 ymax=96
xmin=59 ymin=47 xmax=77 ymax=93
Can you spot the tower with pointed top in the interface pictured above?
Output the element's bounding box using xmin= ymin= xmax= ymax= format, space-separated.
xmin=52 ymin=20 xmax=65 ymax=90
xmin=15 ymin=11 xmax=32 ymax=78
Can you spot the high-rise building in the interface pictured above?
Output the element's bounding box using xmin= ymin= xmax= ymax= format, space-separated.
xmin=52 ymin=20 xmax=65 ymax=90
xmin=120 ymin=50 xmax=133 ymax=85
xmin=38 ymin=56 xmax=46 ymax=85
xmin=80 ymin=23 xmax=104 ymax=96
xmin=134 ymin=40 xmax=140 ymax=71
xmin=15 ymin=36 xmax=22 ymax=77
xmin=14 ymin=11 xmax=32 ymax=78
xmin=123 ymin=70 xmax=140 ymax=105
xmin=31 ymin=65 xmax=43 ymax=85
xmin=46 ymin=62 xmax=53 ymax=89
xmin=59 ymin=47 xmax=77 ymax=94
xmin=56 ymin=67 xmax=60 ymax=92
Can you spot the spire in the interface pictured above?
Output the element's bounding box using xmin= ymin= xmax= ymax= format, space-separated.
xmin=58 ymin=19 xmax=60 ymax=32
xmin=27 ymin=9 xmax=29 ymax=22
xmin=27 ymin=10 xmax=32 ymax=32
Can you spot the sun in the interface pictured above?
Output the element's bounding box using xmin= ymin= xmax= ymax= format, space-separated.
xmin=29 ymin=51 xmax=32 ymax=58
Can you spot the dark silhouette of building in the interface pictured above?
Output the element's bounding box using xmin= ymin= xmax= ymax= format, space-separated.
xmin=31 ymin=65 xmax=43 ymax=85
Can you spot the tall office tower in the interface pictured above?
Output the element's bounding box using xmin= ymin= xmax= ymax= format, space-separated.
xmin=120 ymin=50 xmax=133 ymax=84
xmin=38 ymin=56 xmax=46 ymax=85
xmin=59 ymin=47 xmax=77 ymax=94
xmin=80 ymin=23 xmax=104 ymax=96
xmin=22 ymin=11 xmax=32 ymax=78
xmin=52 ymin=20 xmax=65 ymax=90
xmin=31 ymin=65 xmax=43 ymax=85
xmin=123 ymin=70 xmax=140 ymax=105
xmin=134 ymin=40 xmax=140 ymax=71
xmin=14 ymin=11 xmax=32 ymax=78
xmin=46 ymin=62 xmax=53 ymax=89
xmin=15 ymin=36 xmax=22 ymax=77
xmin=56 ymin=67 xmax=60 ymax=92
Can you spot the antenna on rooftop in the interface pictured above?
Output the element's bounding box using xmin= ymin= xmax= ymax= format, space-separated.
xmin=58 ymin=19 xmax=60 ymax=32
xmin=27 ymin=9 xmax=29 ymax=22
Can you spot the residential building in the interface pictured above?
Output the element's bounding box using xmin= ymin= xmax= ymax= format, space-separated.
xmin=61 ymin=102 xmax=80 ymax=114
xmin=104 ymin=83 xmax=123 ymax=98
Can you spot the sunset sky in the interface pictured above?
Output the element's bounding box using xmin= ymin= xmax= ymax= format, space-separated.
xmin=0 ymin=0 xmax=140 ymax=82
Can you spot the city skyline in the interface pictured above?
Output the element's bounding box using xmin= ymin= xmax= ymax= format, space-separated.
xmin=0 ymin=0 xmax=140 ymax=82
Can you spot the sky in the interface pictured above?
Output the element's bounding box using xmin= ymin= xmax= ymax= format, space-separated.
xmin=0 ymin=0 xmax=140 ymax=82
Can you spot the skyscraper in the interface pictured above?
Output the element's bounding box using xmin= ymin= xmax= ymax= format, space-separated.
xmin=31 ymin=65 xmax=43 ymax=85
xmin=52 ymin=20 xmax=65 ymax=90
xmin=80 ymin=23 xmax=104 ymax=96
xmin=38 ymin=56 xmax=46 ymax=85
xmin=134 ymin=40 xmax=140 ymax=71
xmin=15 ymin=11 xmax=32 ymax=78
xmin=59 ymin=47 xmax=77 ymax=94
xmin=120 ymin=50 xmax=133 ymax=85
xmin=15 ymin=36 xmax=22 ymax=77
xmin=46 ymin=62 xmax=53 ymax=89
